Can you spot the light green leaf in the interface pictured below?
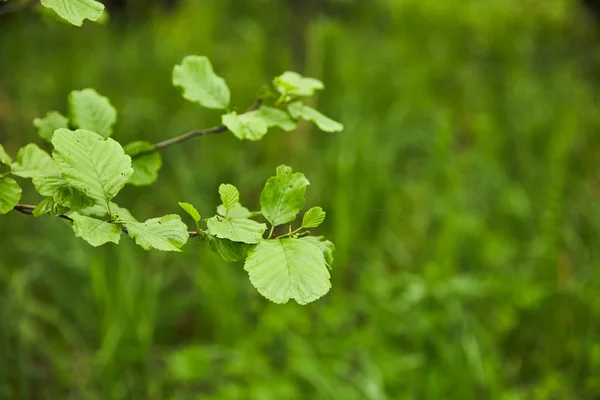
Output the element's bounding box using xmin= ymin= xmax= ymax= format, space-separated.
xmin=218 ymin=184 xmax=239 ymax=211
xmin=255 ymin=106 xmax=297 ymax=132
xmin=178 ymin=202 xmax=201 ymax=230
xmin=287 ymin=101 xmax=343 ymax=133
xmin=33 ymin=173 xmax=96 ymax=210
xmin=301 ymin=236 xmax=335 ymax=266
xmin=0 ymin=144 xmax=11 ymax=166
xmin=302 ymin=206 xmax=326 ymax=228
xmin=32 ymin=198 xmax=69 ymax=217
xmin=273 ymin=71 xmax=324 ymax=97
xmin=206 ymin=216 xmax=266 ymax=244
xmin=40 ymin=0 xmax=104 ymax=26
xmin=33 ymin=111 xmax=69 ymax=142
xmin=172 ymin=56 xmax=230 ymax=110
xmin=207 ymin=236 xmax=250 ymax=262
xmin=123 ymin=141 xmax=162 ymax=186
xmin=217 ymin=203 xmax=250 ymax=218
xmin=260 ymin=165 xmax=309 ymax=227
xmin=52 ymin=129 xmax=133 ymax=211
xmin=125 ymin=214 xmax=188 ymax=252
xmin=69 ymin=89 xmax=117 ymax=138
xmin=11 ymin=144 xmax=56 ymax=178
xmin=0 ymin=177 xmax=21 ymax=214
xmin=222 ymin=111 xmax=268 ymax=141
xmin=244 ymin=238 xmax=331 ymax=304
xmin=71 ymin=212 xmax=121 ymax=247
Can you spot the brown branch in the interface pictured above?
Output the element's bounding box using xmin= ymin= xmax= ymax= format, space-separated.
xmin=133 ymin=98 xmax=263 ymax=159
xmin=13 ymin=204 xmax=200 ymax=238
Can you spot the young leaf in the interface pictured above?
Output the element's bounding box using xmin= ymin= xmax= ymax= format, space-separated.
xmin=260 ymin=165 xmax=309 ymax=227
xmin=206 ymin=216 xmax=266 ymax=244
xmin=0 ymin=177 xmax=21 ymax=214
xmin=273 ymin=71 xmax=324 ymax=97
xmin=40 ymin=0 xmax=104 ymax=26
xmin=69 ymin=89 xmax=117 ymax=138
xmin=172 ymin=56 xmax=230 ymax=110
xmin=70 ymin=213 xmax=121 ymax=247
xmin=178 ymin=202 xmax=201 ymax=231
xmin=33 ymin=198 xmax=69 ymax=217
xmin=255 ymin=106 xmax=297 ymax=132
xmin=207 ymin=236 xmax=250 ymax=262
xmin=244 ymin=238 xmax=331 ymax=304
xmin=302 ymin=206 xmax=326 ymax=228
xmin=300 ymin=236 xmax=335 ymax=266
xmin=0 ymin=144 xmax=11 ymax=166
xmin=51 ymin=129 xmax=133 ymax=211
xmin=218 ymin=184 xmax=239 ymax=211
xmin=11 ymin=144 xmax=56 ymax=178
xmin=287 ymin=101 xmax=343 ymax=133
xmin=217 ymin=203 xmax=250 ymax=218
xmin=33 ymin=173 xmax=96 ymax=210
xmin=33 ymin=111 xmax=69 ymax=142
xmin=222 ymin=111 xmax=268 ymax=141
xmin=125 ymin=215 xmax=188 ymax=252
xmin=123 ymin=141 xmax=162 ymax=186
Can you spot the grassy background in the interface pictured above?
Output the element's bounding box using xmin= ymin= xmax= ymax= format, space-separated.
xmin=2 ymin=0 xmax=600 ymax=398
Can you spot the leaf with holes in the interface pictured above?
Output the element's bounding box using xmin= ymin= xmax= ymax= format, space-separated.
xmin=69 ymin=89 xmax=117 ymax=138
xmin=287 ymin=101 xmax=343 ymax=133
xmin=244 ymin=238 xmax=331 ymax=304
xmin=125 ymin=214 xmax=188 ymax=252
xmin=40 ymin=0 xmax=104 ymax=26
xmin=173 ymin=56 xmax=230 ymax=110
xmin=260 ymin=165 xmax=309 ymax=227
xmin=33 ymin=111 xmax=69 ymax=142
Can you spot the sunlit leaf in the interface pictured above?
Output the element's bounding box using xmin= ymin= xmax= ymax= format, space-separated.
xmin=0 ymin=144 xmax=11 ymax=166
xmin=33 ymin=111 xmax=69 ymax=142
xmin=69 ymin=89 xmax=117 ymax=138
xmin=206 ymin=216 xmax=266 ymax=244
xmin=0 ymin=177 xmax=21 ymax=215
xmin=173 ymin=56 xmax=230 ymax=110
xmin=300 ymin=236 xmax=335 ymax=266
xmin=32 ymin=197 xmax=69 ymax=217
xmin=287 ymin=101 xmax=343 ymax=132
xmin=222 ymin=111 xmax=268 ymax=141
xmin=71 ymin=212 xmax=121 ymax=247
xmin=40 ymin=0 xmax=104 ymax=26
xmin=273 ymin=71 xmax=324 ymax=97
xmin=124 ymin=141 xmax=162 ymax=186
xmin=255 ymin=106 xmax=296 ymax=132
xmin=260 ymin=165 xmax=309 ymax=226
xmin=178 ymin=202 xmax=201 ymax=223
xmin=125 ymin=214 xmax=188 ymax=252
xmin=244 ymin=238 xmax=331 ymax=304
xmin=207 ymin=235 xmax=250 ymax=262
xmin=301 ymin=206 xmax=326 ymax=228
xmin=11 ymin=144 xmax=56 ymax=178
xmin=218 ymin=184 xmax=239 ymax=211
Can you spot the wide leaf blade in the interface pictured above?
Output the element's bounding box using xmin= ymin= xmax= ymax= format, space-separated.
xmin=124 ymin=141 xmax=162 ymax=186
xmin=206 ymin=216 xmax=266 ymax=244
xmin=40 ymin=0 xmax=104 ymax=26
xmin=69 ymin=89 xmax=117 ymax=138
xmin=172 ymin=56 xmax=230 ymax=110
xmin=0 ymin=177 xmax=21 ymax=215
xmin=260 ymin=165 xmax=309 ymax=226
xmin=222 ymin=111 xmax=268 ymax=141
xmin=125 ymin=214 xmax=188 ymax=252
xmin=33 ymin=111 xmax=69 ymax=142
xmin=301 ymin=206 xmax=326 ymax=228
xmin=71 ymin=212 xmax=121 ymax=247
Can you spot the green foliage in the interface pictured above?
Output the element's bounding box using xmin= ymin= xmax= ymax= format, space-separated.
xmin=255 ymin=106 xmax=297 ymax=131
xmin=178 ymin=202 xmax=201 ymax=231
xmin=244 ymin=238 xmax=331 ymax=304
xmin=301 ymin=236 xmax=335 ymax=266
xmin=33 ymin=111 xmax=69 ymax=142
xmin=172 ymin=55 xmax=230 ymax=110
xmin=68 ymin=89 xmax=117 ymax=138
xmin=40 ymin=0 xmax=105 ymax=26
xmin=51 ymin=129 xmax=133 ymax=212
xmin=274 ymin=71 xmax=324 ymax=97
xmin=11 ymin=144 xmax=56 ymax=178
xmin=206 ymin=216 xmax=266 ymax=244
xmin=207 ymin=236 xmax=250 ymax=262
xmin=125 ymin=215 xmax=189 ymax=252
xmin=301 ymin=206 xmax=326 ymax=228
xmin=287 ymin=101 xmax=343 ymax=132
xmin=0 ymin=144 xmax=11 ymax=165
xmin=218 ymin=184 xmax=240 ymax=211
xmin=222 ymin=110 xmax=268 ymax=141
xmin=260 ymin=165 xmax=310 ymax=227
xmin=70 ymin=212 xmax=121 ymax=246
xmin=123 ymin=141 xmax=162 ymax=186
xmin=0 ymin=177 xmax=21 ymax=214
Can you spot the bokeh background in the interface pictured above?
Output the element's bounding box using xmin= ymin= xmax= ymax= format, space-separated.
xmin=2 ymin=0 xmax=600 ymax=398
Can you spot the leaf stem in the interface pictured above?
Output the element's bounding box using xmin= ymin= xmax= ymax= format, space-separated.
xmin=275 ymin=226 xmax=305 ymax=239
xmin=268 ymin=224 xmax=275 ymax=239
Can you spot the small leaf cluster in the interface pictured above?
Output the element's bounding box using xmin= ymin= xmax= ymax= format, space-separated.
xmin=0 ymin=55 xmax=341 ymax=304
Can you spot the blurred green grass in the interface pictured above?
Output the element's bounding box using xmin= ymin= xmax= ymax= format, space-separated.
xmin=2 ymin=0 xmax=600 ymax=398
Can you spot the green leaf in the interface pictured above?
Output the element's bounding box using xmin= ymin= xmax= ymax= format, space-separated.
xmin=33 ymin=173 xmax=96 ymax=210
xmin=302 ymin=206 xmax=326 ymax=228
xmin=255 ymin=106 xmax=297 ymax=132
xmin=260 ymin=165 xmax=309 ymax=227
xmin=125 ymin=215 xmax=188 ymax=252
xmin=172 ymin=56 xmax=230 ymax=110
xmin=287 ymin=101 xmax=343 ymax=133
xmin=123 ymin=141 xmax=162 ymax=186
xmin=71 ymin=212 xmax=121 ymax=247
xmin=0 ymin=177 xmax=21 ymax=214
xmin=206 ymin=216 xmax=266 ymax=244
xmin=11 ymin=144 xmax=56 ymax=178
xmin=217 ymin=203 xmax=250 ymax=218
xmin=69 ymin=89 xmax=117 ymax=138
xmin=0 ymin=144 xmax=11 ymax=166
xmin=40 ymin=0 xmax=104 ymax=26
xmin=207 ymin=236 xmax=250 ymax=262
xmin=273 ymin=71 xmax=324 ymax=97
xmin=218 ymin=184 xmax=240 ymax=211
xmin=300 ymin=236 xmax=335 ymax=266
xmin=178 ymin=202 xmax=201 ymax=223
xmin=32 ymin=198 xmax=69 ymax=217
xmin=244 ymin=238 xmax=331 ymax=304
xmin=33 ymin=111 xmax=69 ymax=142
xmin=222 ymin=111 xmax=268 ymax=141
xmin=51 ymin=129 xmax=133 ymax=211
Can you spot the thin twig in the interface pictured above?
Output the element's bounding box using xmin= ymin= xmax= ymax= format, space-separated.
xmin=133 ymin=98 xmax=263 ymax=159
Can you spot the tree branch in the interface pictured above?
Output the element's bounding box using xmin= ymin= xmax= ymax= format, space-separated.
xmin=133 ymin=98 xmax=263 ymax=159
